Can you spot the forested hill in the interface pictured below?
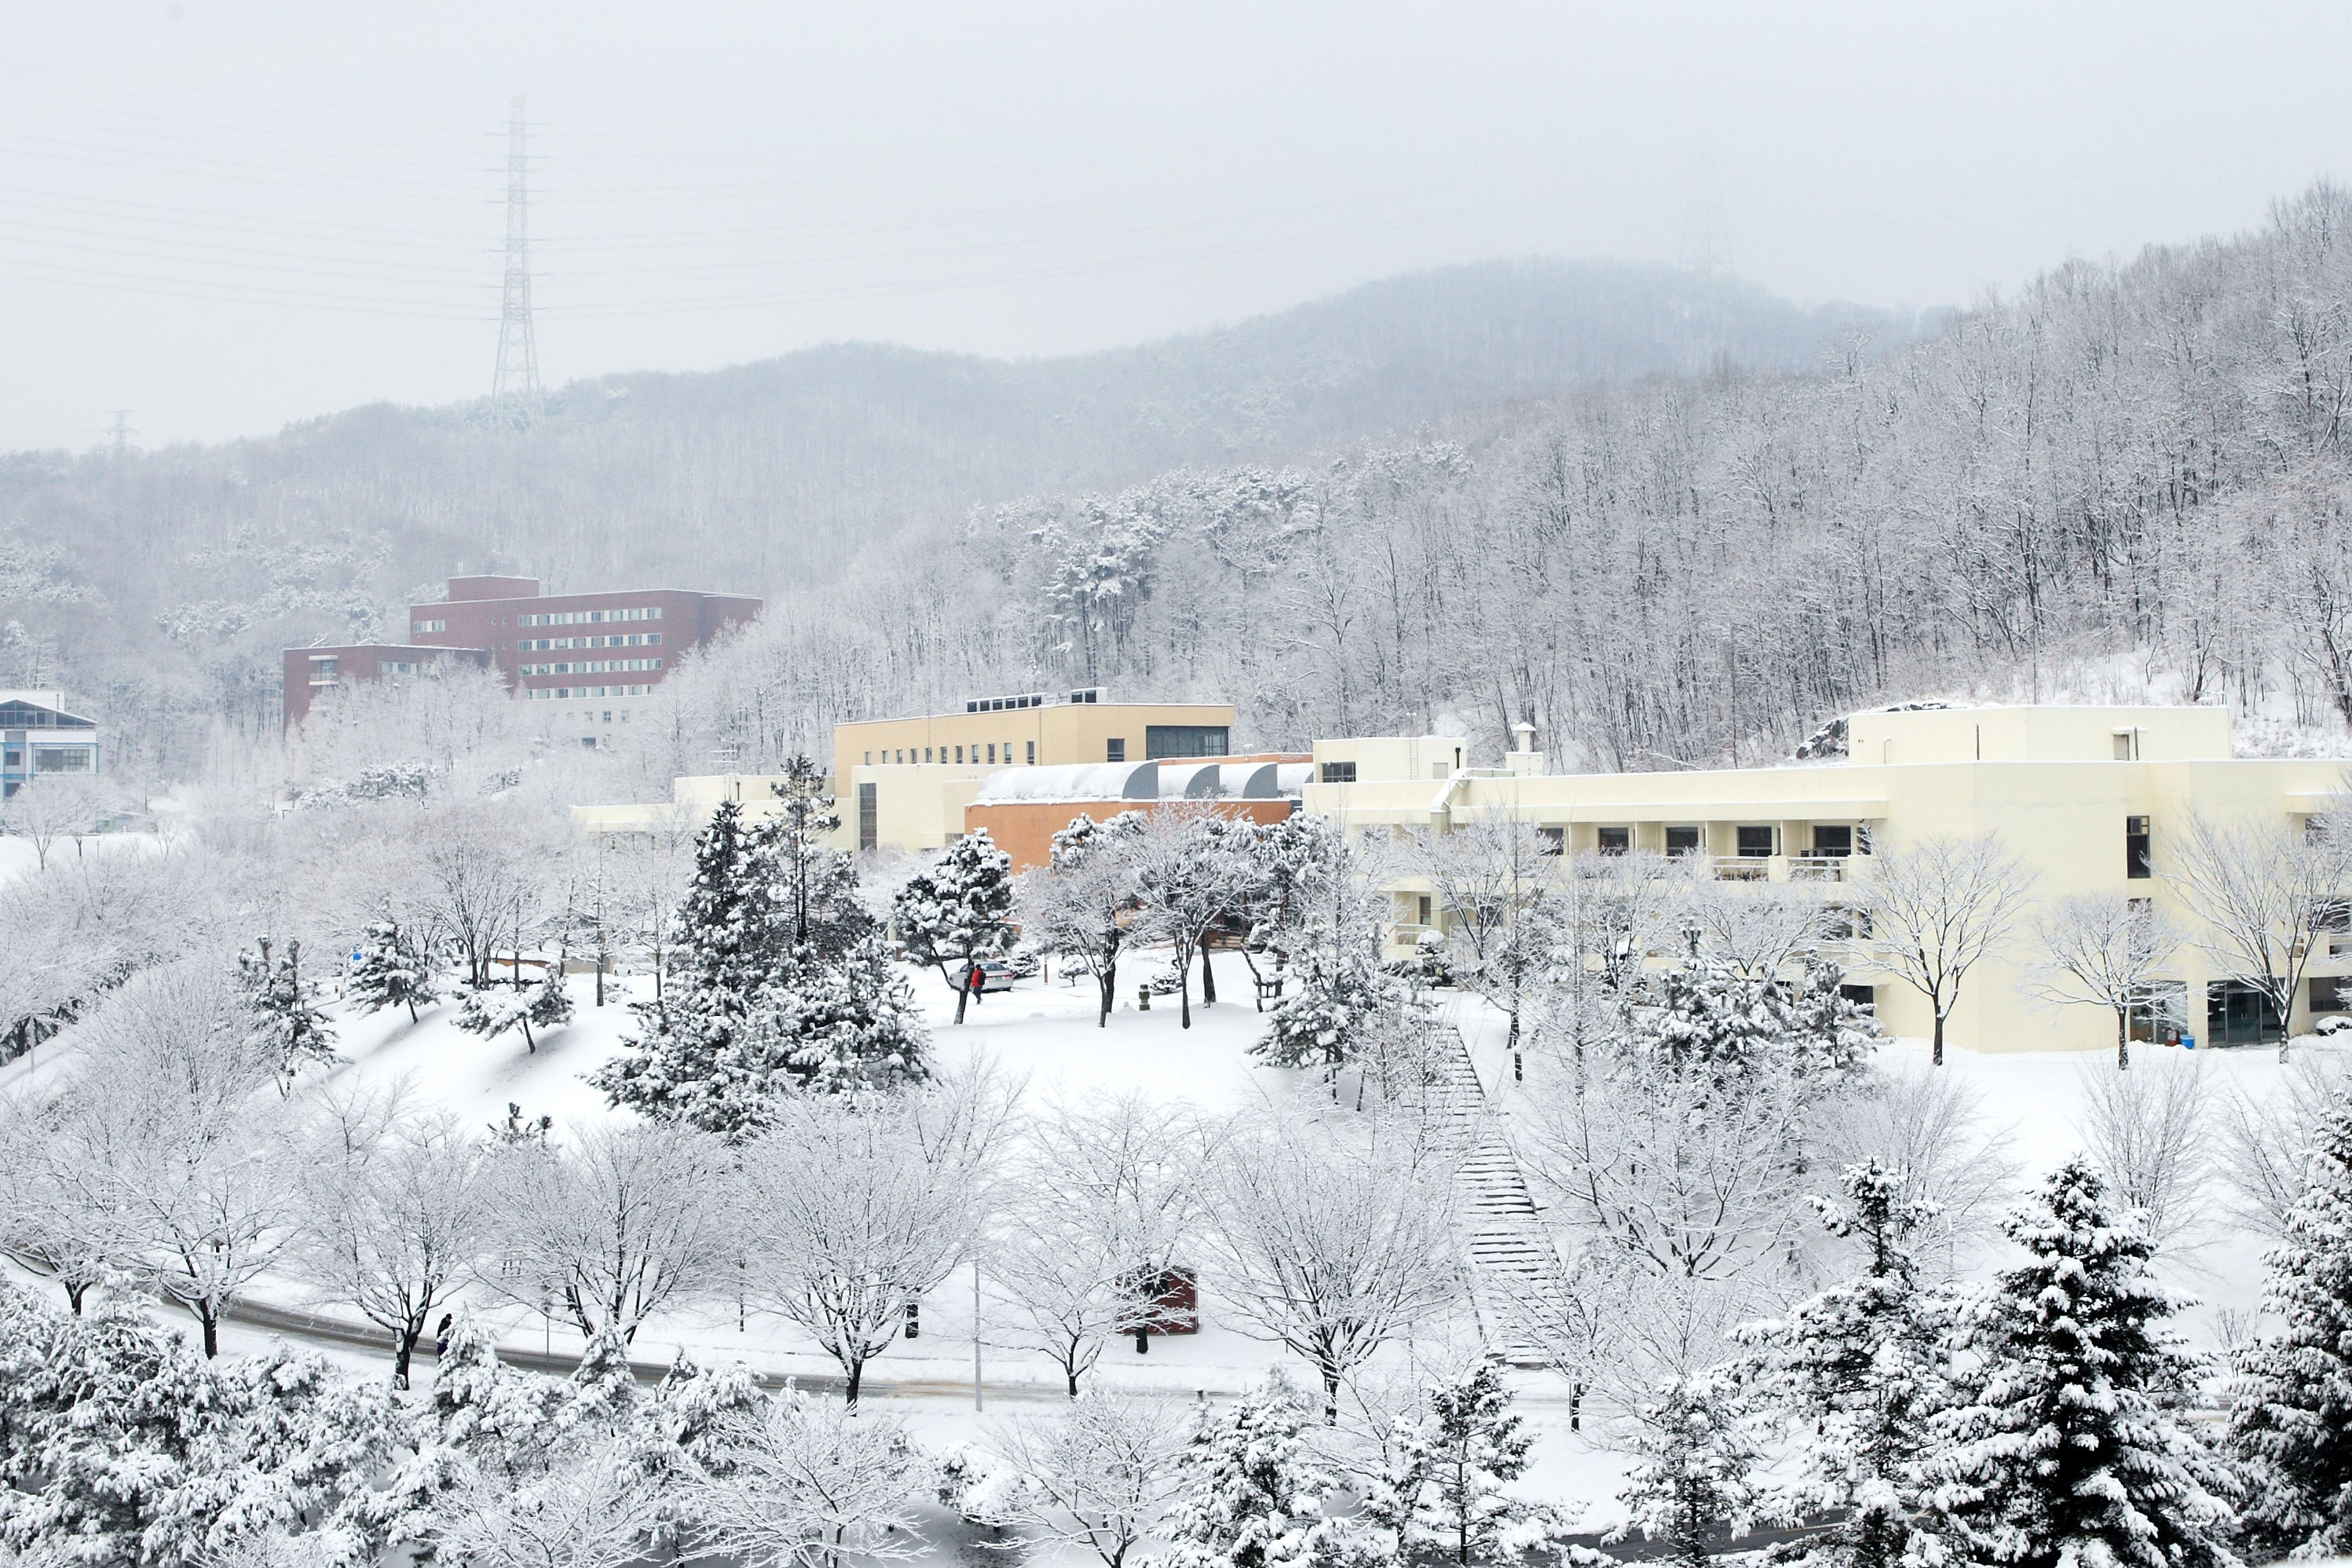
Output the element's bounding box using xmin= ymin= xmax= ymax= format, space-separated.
xmin=651 ymin=183 xmax=2352 ymax=788
xmin=0 ymin=259 xmax=1906 ymax=773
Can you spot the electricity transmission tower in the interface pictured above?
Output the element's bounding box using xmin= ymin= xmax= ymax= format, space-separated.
xmin=107 ymin=410 xmax=135 ymax=458
xmin=490 ymin=95 xmax=542 ymax=426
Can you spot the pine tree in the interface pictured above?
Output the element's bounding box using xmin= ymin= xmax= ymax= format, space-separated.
xmin=455 ymin=971 xmax=572 ymax=1052
xmin=2230 ymin=1102 xmax=2352 ymax=1557
xmin=1160 ymin=1368 xmax=1371 ymax=1568
xmin=778 ymin=933 xmax=928 ymax=1093
xmin=1634 ymin=949 xmax=1878 ymax=1081
xmin=595 ymin=799 xmax=794 ymax=1130
xmin=1370 ymin=1356 xmax=1553 ymax=1565
xmin=1611 ymin=1369 xmax=1763 ymax=1568
xmin=1736 ymin=1160 xmax=1948 ymax=1568
xmin=893 ymin=828 xmax=1015 ymax=1025
xmin=237 ymin=936 xmax=335 ymax=1092
xmin=1920 ymin=1157 xmax=2237 ymax=1568
xmin=349 ymin=916 xmax=439 ymax=1022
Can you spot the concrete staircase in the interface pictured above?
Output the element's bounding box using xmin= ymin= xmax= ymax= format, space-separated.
xmin=1412 ymin=1017 xmax=1571 ymax=1365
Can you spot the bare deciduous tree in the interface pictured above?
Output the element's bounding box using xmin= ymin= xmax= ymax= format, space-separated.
xmin=737 ymin=1081 xmax=1001 ymax=1402
xmin=1204 ymin=1110 xmax=1463 ymax=1422
xmin=285 ymin=1083 xmax=494 ymax=1387
xmin=689 ymin=1390 xmax=925 ymax=1566
xmin=1860 ymin=833 xmax=2035 ymax=1065
xmin=2026 ymin=894 xmax=2181 ymax=1070
xmin=970 ymin=1394 xmax=1191 ymax=1568
xmin=2164 ymin=810 xmax=2345 ymax=1062
xmin=2213 ymin=1052 xmax=2352 ymax=1237
xmin=988 ymin=1091 xmax=1209 ymax=1396
xmin=2072 ymin=1056 xmax=2213 ymax=1248
xmin=1406 ymin=813 xmax=1560 ymax=1067
xmin=488 ymin=1117 xmax=735 ymax=1349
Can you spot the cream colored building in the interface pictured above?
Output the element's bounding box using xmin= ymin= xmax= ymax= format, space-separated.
xmin=1308 ymin=705 xmax=2352 ymax=1055
xmin=576 ymin=693 xmax=1244 ymax=856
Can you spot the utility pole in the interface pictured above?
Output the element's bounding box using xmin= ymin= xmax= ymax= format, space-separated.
xmin=490 ymin=96 xmax=542 ymax=426
xmin=106 ymin=410 xmax=134 ymax=459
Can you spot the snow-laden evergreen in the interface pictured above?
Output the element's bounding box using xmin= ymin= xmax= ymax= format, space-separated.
xmin=1610 ymin=1369 xmax=1762 ymax=1568
xmin=347 ymin=915 xmax=440 ymax=1022
xmin=892 ymin=826 xmax=1015 ymax=1025
xmin=1369 ymin=1355 xmax=1562 ymax=1565
xmin=2229 ymin=1101 xmax=2352 ymax=1556
xmin=455 ymin=969 xmax=573 ymax=1051
xmin=237 ymin=935 xmax=336 ymax=1091
xmin=1631 ymin=946 xmax=1878 ymax=1081
xmin=1159 ymin=1367 xmax=1371 ymax=1567
xmin=1736 ymin=1160 xmax=1949 ymax=1568
xmin=596 ymin=788 xmax=918 ymax=1131
xmin=1919 ymin=1157 xmax=2237 ymax=1568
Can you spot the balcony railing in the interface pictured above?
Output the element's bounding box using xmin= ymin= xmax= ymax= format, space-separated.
xmin=1788 ymin=855 xmax=1851 ymax=883
xmin=1712 ymin=856 xmax=1772 ymax=882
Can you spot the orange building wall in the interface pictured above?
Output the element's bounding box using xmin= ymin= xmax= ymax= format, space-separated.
xmin=966 ymin=798 xmax=1298 ymax=871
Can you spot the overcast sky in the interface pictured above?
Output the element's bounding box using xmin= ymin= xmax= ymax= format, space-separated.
xmin=4 ymin=2 xmax=2349 ymax=448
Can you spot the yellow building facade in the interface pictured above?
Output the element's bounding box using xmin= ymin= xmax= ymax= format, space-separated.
xmin=1308 ymin=705 xmax=2352 ymax=1055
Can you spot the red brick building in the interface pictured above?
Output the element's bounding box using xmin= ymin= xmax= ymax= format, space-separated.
xmin=284 ymin=575 xmax=762 ymax=740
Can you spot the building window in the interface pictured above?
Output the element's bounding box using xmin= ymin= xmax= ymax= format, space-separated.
xmin=2127 ymin=815 xmax=2152 ymax=879
xmin=413 ymin=620 xmax=446 ymax=634
xmin=1318 ymin=759 xmax=1354 ymax=783
xmin=32 ymin=747 xmax=92 ymax=773
xmin=858 ymin=783 xmax=877 ymax=853
xmin=1597 ymin=826 xmax=1631 ymax=856
xmin=1811 ymin=824 xmax=1853 ymax=858
xmin=2112 ymin=729 xmax=2140 ymax=761
xmin=1107 ymin=738 xmax=1127 ymax=763
xmin=1538 ymin=827 xmax=1564 ymax=856
xmin=1736 ymin=825 xmax=1775 ymax=858
xmin=1666 ymin=825 xmax=1702 ymax=857
xmin=955 ymin=745 xmax=964 ymax=763
xmin=2208 ymin=980 xmax=2284 ymax=1046
xmin=924 ymin=747 xmax=933 ymax=763
xmin=1415 ymin=895 xmax=1432 ymax=926
xmin=1145 ymin=725 xmax=1229 ymax=759
xmin=1026 ymin=740 xmax=1036 ymax=765
xmin=986 ymin=744 xmax=996 ymax=764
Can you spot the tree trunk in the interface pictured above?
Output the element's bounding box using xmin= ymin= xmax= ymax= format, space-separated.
xmin=1198 ymin=940 xmax=1216 ymax=1006
xmin=1319 ymin=1365 xmax=1340 ymax=1424
xmin=1067 ymin=1367 xmax=1081 ymax=1398
xmin=64 ymin=1280 xmax=86 ymax=1316
xmin=1097 ymin=966 xmax=1116 ymax=1027
xmin=845 ymin=1358 xmax=864 ymax=1405
xmin=954 ymin=970 xmax=972 ymax=1024
xmin=393 ymin=1323 xmax=419 ymax=1390
xmin=1179 ymin=956 xmax=1192 ymax=1029
xmin=1931 ymin=1010 xmax=1945 ymax=1067
xmin=2116 ymin=1007 xmax=2130 ymax=1071
xmin=199 ymin=1304 xmax=219 ymax=1358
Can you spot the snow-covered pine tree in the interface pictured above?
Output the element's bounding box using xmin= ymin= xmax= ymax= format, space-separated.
xmin=1920 ymin=1157 xmax=2237 ymax=1568
xmin=594 ymin=798 xmax=795 ymax=1130
xmin=1736 ymin=1160 xmax=1948 ymax=1568
xmin=763 ymin=755 xmax=870 ymax=959
xmin=2230 ymin=1102 xmax=2352 ymax=1557
xmin=1611 ymin=1369 xmax=1763 ymax=1568
xmin=1633 ymin=948 xmax=1877 ymax=1081
xmin=455 ymin=970 xmax=572 ymax=1052
xmin=1160 ymin=1367 xmax=1371 ymax=1568
xmin=778 ymin=933 xmax=928 ymax=1093
xmin=237 ymin=936 xmax=335 ymax=1091
xmin=892 ymin=828 xmax=1015 ymax=1024
xmin=1370 ymin=1355 xmax=1556 ymax=1565
xmin=1024 ymin=810 xmax=1147 ymax=1027
xmin=349 ymin=915 xmax=439 ymax=1022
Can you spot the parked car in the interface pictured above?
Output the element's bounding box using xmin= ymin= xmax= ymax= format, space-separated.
xmin=972 ymin=959 xmax=1019 ymax=993
xmin=2316 ymin=1013 xmax=2352 ymax=1036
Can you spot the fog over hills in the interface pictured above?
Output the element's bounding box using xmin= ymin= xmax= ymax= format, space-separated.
xmin=0 ymin=258 xmax=1913 ymax=771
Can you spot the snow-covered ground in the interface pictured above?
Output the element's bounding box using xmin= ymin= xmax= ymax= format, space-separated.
xmin=2 ymin=948 xmax=2332 ymax=1531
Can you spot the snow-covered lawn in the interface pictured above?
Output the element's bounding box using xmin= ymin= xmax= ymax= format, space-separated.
xmin=2 ymin=948 xmax=2332 ymax=1532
